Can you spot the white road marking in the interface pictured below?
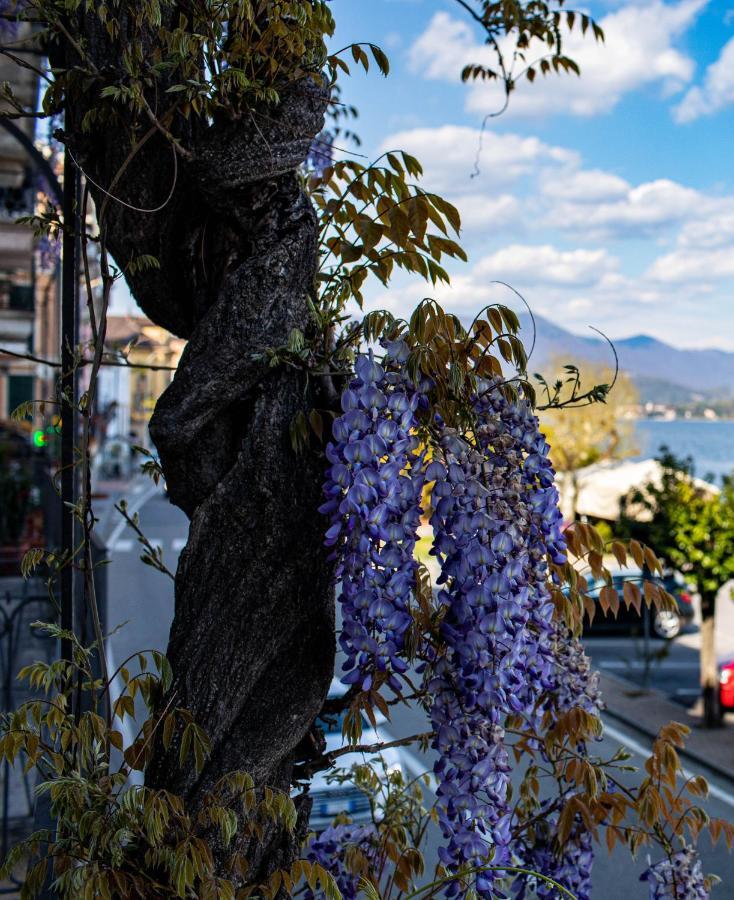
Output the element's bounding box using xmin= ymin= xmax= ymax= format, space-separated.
xmin=106 ymin=481 xmax=162 ymax=549
xmin=599 ymin=661 xmax=700 ymax=670
xmin=111 ymin=539 xmax=134 ymax=553
xmin=674 ymin=688 xmax=702 ymax=696
xmin=131 ymin=483 xmax=144 ymax=495
xmin=585 ymin=639 xmax=651 ymax=648
xmin=603 ymin=720 xmax=734 ymax=810
xmin=172 ymin=538 xmax=187 ymax=552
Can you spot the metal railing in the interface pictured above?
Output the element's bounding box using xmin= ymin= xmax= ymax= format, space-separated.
xmin=0 ymin=582 xmax=55 ymax=892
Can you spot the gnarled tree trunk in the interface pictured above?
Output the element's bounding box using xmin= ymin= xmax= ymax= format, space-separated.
xmin=54 ymin=16 xmax=336 ymax=879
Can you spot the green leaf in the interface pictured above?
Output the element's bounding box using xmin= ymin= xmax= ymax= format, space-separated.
xmin=370 ymin=44 xmax=390 ymax=76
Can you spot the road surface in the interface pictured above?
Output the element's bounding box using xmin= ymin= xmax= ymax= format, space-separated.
xmin=583 ymin=582 xmax=734 ymax=717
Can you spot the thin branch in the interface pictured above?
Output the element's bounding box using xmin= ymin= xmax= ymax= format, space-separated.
xmin=69 ymin=144 xmax=179 ymax=216
xmin=80 ymin=227 xmax=113 ymax=742
xmin=326 ymin=731 xmax=431 ymax=764
xmin=0 ymin=47 xmax=52 ymax=82
xmin=405 ymin=863 xmax=576 ymax=900
xmin=140 ymin=95 xmax=192 ymax=161
xmin=113 ymin=502 xmax=175 ymax=581
xmin=0 ymin=346 xmax=177 ymax=372
xmin=53 ymin=17 xmax=98 ymax=74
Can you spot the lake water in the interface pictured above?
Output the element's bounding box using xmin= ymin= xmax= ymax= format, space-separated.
xmin=633 ymin=419 xmax=734 ymax=482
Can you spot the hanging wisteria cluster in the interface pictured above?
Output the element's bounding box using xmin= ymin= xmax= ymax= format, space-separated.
xmin=320 ymin=342 xmax=427 ymax=692
xmin=425 ymin=379 xmax=572 ymax=894
xmin=641 ymin=846 xmax=709 ymax=899
xmin=319 ymin=345 xmax=712 ymax=899
xmin=321 ymin=346 xmax=577 ymax=892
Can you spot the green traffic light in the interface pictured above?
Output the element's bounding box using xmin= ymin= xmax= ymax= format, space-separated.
xmin=33 ymin=430 xmax=47 ymax=448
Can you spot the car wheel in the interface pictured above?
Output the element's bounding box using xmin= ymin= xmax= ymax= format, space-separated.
xmin=653 ymin=610 xmax=681 ymax=640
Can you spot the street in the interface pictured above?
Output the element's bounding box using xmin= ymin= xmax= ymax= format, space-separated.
xmin=584 ymin=582 xmax=734 ymax=715
xmin=100 ymin=480 xmax=185 ymax=673
xmin=97 ymin=480 xmax=734 ymax=897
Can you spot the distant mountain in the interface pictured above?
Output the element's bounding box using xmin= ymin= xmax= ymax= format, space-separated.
xmin=517 ymin=313 xmax=734 ymax=397
xmin=632 ymin=377 xmax=705 ymax=406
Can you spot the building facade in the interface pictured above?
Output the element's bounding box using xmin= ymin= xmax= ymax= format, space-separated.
xmin=0 ymin=21 xmax=41 ymax=426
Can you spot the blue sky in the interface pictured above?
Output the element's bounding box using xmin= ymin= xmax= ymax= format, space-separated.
xmin=328 ymin=0 xmax=734 ymax=349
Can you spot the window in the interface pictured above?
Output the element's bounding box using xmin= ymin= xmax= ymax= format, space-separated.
xmin=7 ymin=374 xmax=34 ymax=418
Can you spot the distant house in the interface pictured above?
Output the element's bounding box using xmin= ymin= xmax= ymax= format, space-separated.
xmin=0 ymin=27 xmax=48 ymax=427
xmin=96 ymin=315 xmax=185 ymax=447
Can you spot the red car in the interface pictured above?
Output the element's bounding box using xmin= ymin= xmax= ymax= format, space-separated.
xmin=720 ymin=660 xmax=734 ymax=710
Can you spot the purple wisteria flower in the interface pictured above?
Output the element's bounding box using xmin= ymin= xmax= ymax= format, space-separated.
xmin=0 ymin=0 xmax=22 ymax=38
xmin=426 ymin=380 xmax=567 ymax=896
xmin=548 ymin=617 xmax=604 ymax=718
xmin=307 ymin=130 xmax=334 ymax=175
xmin=641 ymin=846 xmax=709 ymax=899
xmin=304 ymin=823 xmax=378 ymax=900
xmin=320 ymin=342 xmax=427 ymax=691
xmin=511 ymin=807 xmax=594 ymax=900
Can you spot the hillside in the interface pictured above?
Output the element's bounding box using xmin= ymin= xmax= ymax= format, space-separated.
xmin=517 ymin=313 xmax=734 ymax=399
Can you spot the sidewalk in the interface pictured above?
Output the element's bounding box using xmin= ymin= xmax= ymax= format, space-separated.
xmin=600 ymin=671 xmax=734 ymax=783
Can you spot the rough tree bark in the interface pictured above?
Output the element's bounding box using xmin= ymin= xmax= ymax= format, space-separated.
xmin=54 ymin=13 xmax=336 ymax=878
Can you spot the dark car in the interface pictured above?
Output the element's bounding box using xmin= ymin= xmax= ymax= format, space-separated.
xmin=581 ymin=567 xmax=695 ymax=640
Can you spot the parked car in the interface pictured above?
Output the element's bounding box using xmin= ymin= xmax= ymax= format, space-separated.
xmin=719 ymin=660 xmax=734 ymax=711
xmin=306 ymin=679 xmax=403 ymax=830
xmin=580 ymin=566 xmax=695 ymax=640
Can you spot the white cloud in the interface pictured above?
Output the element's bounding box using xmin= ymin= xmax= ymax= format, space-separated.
xmin=381 ymin=124 xmax=721 ymax=242
xmin=409 ymin=1 xmax=705 ymax=119
xmin=450 ymin=193 xmax=522 ymax=230
xmin=364 ymin=118 xmax=734 ymax=348
xmin=409 ymin=13 xmax=480 ymax=81
xmin=379 ymin=125 xmax=577 ymax=191
xmin=547 ymin=178 xmax=710 ymax=238
xmin=364 ymin=245 xmax=650 ymax=339
xmin=473 ymin=244 xmax=619 ymax=287
xmin=674 ymin=36 xmax=734 ymax=121
xmin=676 ymin=210 xmax=734 ymax=249
xmin=648 ymin=246 xmax=734 ymax=282
xmin=644 ymin=200 xmax=734 ymax=282
xmin=364 ymin=241 xmax=733 ymax=347
xmin=541 ymin=169 xmax=631 ymax=204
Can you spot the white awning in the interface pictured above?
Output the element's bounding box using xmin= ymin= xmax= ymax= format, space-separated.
xmin=556 ymin=458 xmax=719 ymax=522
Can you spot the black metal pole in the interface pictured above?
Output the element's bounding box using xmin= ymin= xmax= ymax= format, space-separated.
xmin=60 ymin=150 xmax=77 ymax=663
xmin=29 ymin=148 xmax=79 ymax=900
